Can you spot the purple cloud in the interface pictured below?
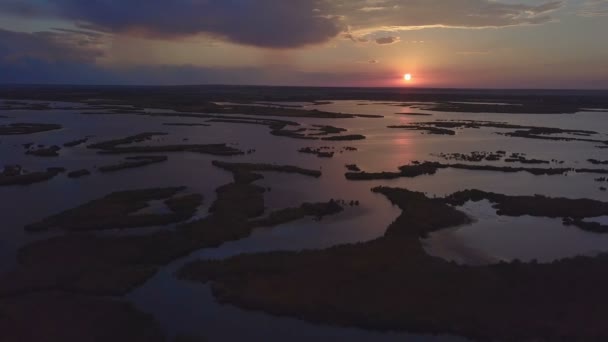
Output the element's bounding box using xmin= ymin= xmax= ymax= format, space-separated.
xmin=0 ymin=0 xmax=564 ymax=49
xmin=0 ymin=0 xmax=342 ymax=48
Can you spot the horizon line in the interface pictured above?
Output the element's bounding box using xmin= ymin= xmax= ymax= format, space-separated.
xmin=1 ymin=83 xmax=607 ymax=92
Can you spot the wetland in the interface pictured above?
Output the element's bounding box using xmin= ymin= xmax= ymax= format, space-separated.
xmin=0 ymin=85 xmax=607 ymax=341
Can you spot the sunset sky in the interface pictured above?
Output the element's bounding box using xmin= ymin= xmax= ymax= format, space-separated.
xmin=0 ymin=0 xmax=607 ymax=88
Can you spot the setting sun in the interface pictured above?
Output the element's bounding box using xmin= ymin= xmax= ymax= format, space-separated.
xmin=404 ymin=73 xmax=412 ymax=82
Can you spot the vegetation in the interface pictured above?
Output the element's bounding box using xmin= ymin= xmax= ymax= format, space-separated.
xmin=178 ymin=187 xmax=608 ymax=340
xmin=0 ymin=123 xmax=62 ymax=135
xmin=98 ymin=156 xmax=168 ymax=173
xmin=0 ymin=165 xmax=65 ymax=186
xmin=25 ymin=187 xmax=202 ymax=232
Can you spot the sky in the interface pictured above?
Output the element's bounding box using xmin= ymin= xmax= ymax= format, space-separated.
xmin=0 ymin=0 xmax=606 ymax=88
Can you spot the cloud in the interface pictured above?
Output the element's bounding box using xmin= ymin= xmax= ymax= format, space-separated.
xmin=0 ymin=28 xmax=110 ymax=84
xmin=578 ymin=0 xmax=608 ymax=17
xmin=0 ymin=27 xmax=391 ymax=86
xmin=343 ymin=32 xmax=369 ymax=43
xmin=0 ymin=0 xmax=343 ymax=49
xmin=456 ymin=50 xmax=491 ymax=56
xmin=331 ymin=0 xmax=563 ymax=35
xmin=356 ymin=59 xmax=379 ymax=64
xmin=0 ymin=0 xmax=564 ymax=49
xmin=375 ymin=36 xmax=400 ymax=45
xmin=0 ymin=28 xmax=605 ymax=90
xmin=0 ymin=28 xmax=104 ymax=63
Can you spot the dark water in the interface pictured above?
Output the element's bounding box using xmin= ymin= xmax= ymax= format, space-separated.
xmin=1 ymin=98 xmax=606 ymax=340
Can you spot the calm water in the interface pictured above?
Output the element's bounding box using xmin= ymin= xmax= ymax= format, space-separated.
xmin=1 ymin=99 xmax=606 ymax=341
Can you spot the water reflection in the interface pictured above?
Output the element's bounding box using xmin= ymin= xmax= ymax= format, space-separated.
xmin=1 ymin=99 xmax=607 ymax=341
xmin=424 ymin=201 xmax=608 ymax=264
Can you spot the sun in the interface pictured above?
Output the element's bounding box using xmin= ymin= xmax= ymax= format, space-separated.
xmin=404 ymin=73 xmax=412 ymax=82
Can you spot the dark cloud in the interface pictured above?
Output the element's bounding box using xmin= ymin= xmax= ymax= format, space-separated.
xmin=0 ymin=28 xmax=605 ymax=90
xmin=0 ymin=27 xmax=386 ymax=85
xmin=0 ymin=0 xmax=563 ymax=49
xmin=0 ymin=0 xmax=342 ymax=48
xmin=0 ymin=28 xmax=108 ymax=84
xmin=0 ymin=28 xmax=103 ymax=63
xmin=375 ymin=36 xmax=400 ymax=45
xmin=343 ymin=32 xmax=369 ymax=43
